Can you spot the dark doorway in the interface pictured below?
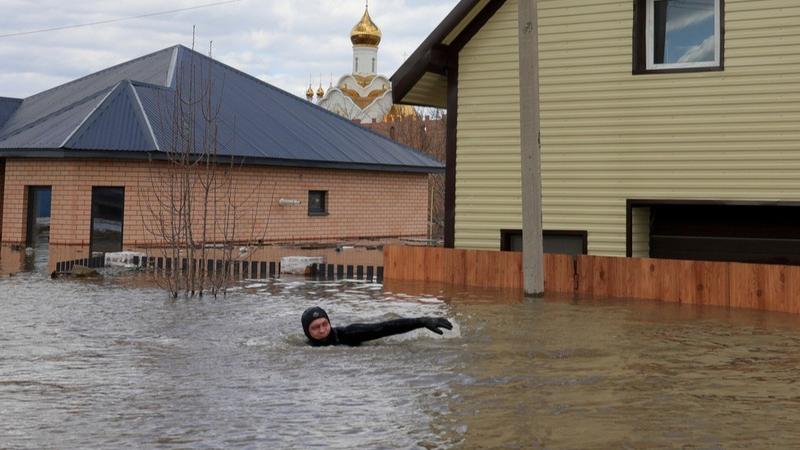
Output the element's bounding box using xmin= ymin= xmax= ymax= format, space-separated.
xmin=26 ymin=186 xmax=52 ymax=268
xmin=90 ymin=187 xmax=125 ymax=254
xmin=26 ymin=186 xmax=52 ymax=248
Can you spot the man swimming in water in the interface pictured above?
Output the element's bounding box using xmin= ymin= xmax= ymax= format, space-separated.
xmin=301 ymin=306 xmax=453 ymax=346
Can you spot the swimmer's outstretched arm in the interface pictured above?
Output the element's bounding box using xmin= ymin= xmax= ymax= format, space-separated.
xmin=336 ymin=317 xmax=453 ymax=346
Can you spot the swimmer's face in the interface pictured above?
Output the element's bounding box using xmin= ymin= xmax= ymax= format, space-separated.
xmin=308 ymin=317 xmax=331 ymax=340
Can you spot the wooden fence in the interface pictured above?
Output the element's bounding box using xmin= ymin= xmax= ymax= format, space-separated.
xmin=383 ymin=245 xmax=800 ymax=314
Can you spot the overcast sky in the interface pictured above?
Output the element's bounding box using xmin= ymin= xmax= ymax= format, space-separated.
xmin=0 ymin=0 xmax=458 ymax=99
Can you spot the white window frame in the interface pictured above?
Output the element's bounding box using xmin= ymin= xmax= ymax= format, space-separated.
xmin=645 ymin=0 xmax=721 ymax=70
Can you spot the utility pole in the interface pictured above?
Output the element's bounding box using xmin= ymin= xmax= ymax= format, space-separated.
xmin=518 ymin=0 xmax=544 ymax=296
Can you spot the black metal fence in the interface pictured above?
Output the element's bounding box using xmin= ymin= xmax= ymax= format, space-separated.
xmin=55 ymin=255 xmax=385 ymax=283
xmin=55 ymin=255 xmax=106 ymax=273
xmin=312 ymin=263 xmax=384 ymax=283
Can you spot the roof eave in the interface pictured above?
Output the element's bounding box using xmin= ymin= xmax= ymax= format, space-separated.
xmin=391 ymin=0 xmax=507 ymax=108
xmin=0 ymin=148 xmax=445 ymax=174
xmin=390 ymin=0 xmax=484 ymax=106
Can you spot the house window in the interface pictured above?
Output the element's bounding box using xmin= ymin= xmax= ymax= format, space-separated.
xmin=500 ymin=230 xmax=588 ymax=256
xmin=308 ymin=190 xmax=328 ymax=216
xmin=91 ymin=187 xmax=125 ymax=254
xmin=634 ymin=0 xmax=723 ymax=73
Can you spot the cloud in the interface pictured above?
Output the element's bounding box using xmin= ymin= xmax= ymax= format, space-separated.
xmin=0 ymin=0 xmax=458 ymax=99
xmin=665 ymin=0 xmax=715 ymax=33
xmin=678 ymin=34 xmax=715 ymax=63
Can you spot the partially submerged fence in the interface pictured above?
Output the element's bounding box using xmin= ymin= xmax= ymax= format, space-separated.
xmin=55 ymin=254 xmax=106 ymax=273
xmin=383 ymin=245 xmax=800 ymax=314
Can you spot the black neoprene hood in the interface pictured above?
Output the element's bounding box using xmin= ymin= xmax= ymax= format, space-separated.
xmin=301 ymin=307 xmax=330 ymax=341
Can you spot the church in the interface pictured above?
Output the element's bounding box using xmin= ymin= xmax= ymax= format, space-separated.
xmin=311 ymin=4 xmax=417 ymax=123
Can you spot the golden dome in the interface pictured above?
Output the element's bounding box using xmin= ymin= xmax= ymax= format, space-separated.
xmin=306 ymin=85 xmax=314 ymax=99
xmin=316 ymin=85 xmax=325 ymax=98
xmin=350 ymin=6 xmax=382 ymax=47
xmin=385 ymin=104 xmax=419 ymax=122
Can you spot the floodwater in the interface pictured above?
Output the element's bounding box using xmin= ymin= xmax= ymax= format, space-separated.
xmin=3 ymin=270 xmax=800 ymax=448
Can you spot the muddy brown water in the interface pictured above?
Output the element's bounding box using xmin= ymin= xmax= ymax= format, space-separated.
xmin=2 ymin=269 xmax=800 ymax=448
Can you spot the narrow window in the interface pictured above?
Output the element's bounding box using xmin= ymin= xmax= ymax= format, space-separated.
xmin=308 ymin=190 xmax=328 ymax=216
xmin=372 ymin=58 xmax=376 ymax=73
xmin=634 ymin=0 xmax=723 ymax=73
xmin=500 ymin=230 xmax=588 ymax=256
xmin=500 ymin=230 xmax=523 ymax=252
xmin=355 ymin=58 xmax=359 ymax=73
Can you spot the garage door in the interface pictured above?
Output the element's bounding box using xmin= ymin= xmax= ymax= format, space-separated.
xmin=649 ymin=204 xmax=800 ymax=265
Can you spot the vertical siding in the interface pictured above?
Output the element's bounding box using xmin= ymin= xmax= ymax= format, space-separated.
xmin=455 ymin=0 xmax=521 ymax=249
xmin=538 ymin=0 xmax=800 ymax=256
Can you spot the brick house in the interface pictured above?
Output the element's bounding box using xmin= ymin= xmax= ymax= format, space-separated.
xmin=0 ymin=46 xmax=442 ymax=257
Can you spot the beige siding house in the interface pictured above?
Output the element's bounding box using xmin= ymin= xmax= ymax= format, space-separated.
xmin=392 ymin=0 xmax=800 ymax=265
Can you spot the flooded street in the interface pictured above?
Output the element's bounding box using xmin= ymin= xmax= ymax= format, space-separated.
xmin=2 ymin=271 xmax=800 ymax=448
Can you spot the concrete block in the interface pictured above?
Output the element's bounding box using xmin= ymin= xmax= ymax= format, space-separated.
xmin=281 ymin=256 xmax=324 ymax=275
xmin=105 ymin=252 xmax=147 ymax=268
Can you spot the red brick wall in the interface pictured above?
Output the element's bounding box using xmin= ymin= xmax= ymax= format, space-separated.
xmin=0 ymin=159 xmax=4 ymax=244
xmin=1 ymin=158 xmax=429 ymax=246
xmin=363 ymin=117 xmax=446 ymax=240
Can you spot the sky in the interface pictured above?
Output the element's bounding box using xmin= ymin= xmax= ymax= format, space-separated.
xmin=0 ymin=0 xmax=459 ymax=99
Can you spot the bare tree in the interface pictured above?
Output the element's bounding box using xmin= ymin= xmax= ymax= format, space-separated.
xmin=139 ymin=43 xmax=274 ymax=298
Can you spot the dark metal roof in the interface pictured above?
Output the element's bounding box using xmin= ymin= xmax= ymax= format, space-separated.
xmin=0 ymin=45 xmax=443 ymax=174
xmin=0 ymin=97 xmax=22 ymax=129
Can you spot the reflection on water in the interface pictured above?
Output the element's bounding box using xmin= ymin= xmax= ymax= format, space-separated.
xmin=3 ymin=271 xmax=800 ymax=448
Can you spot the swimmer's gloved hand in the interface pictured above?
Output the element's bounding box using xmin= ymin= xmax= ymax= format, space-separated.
xmin=420 ymin=317 xmax=453 ymax=335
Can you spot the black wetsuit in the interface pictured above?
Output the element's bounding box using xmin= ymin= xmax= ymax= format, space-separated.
xmin=301 ymin=307 xmax=452 ymax=347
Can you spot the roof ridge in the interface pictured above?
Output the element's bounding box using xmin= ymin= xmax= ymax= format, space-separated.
xmin=171 ymin=46 xmax=441 ymax=166
xmin=128 ymin=83 xmax=160 ymax=150
xmin=62 ymin=82 xmax=125 ymax=147
xmin=0 ymin=87 xmax=110 ymax=141
xmin=0 ymin=96 xmax=23 ymax=103
xmin=20 ymin=45 xmax=178 ymax=102
xmin=64 ymin=80 xmax=158 ymax=151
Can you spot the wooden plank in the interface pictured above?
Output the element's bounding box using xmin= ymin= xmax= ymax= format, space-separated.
xmin=729 ymin=263 xmax=760 ymax=310
xmin=544 ymin=254 xmax=571 ymax=293
xmin=675 ymin=260 xmax=696 ymax=305
xmin=785 ymin=266 xmax=800 ymax=315
xmin=591 ymin=256 xmax=612 ymax=298
xmin=655 ymin=258 xmax=681 ymax=303
xmin=630 ymin=257 xmax=658 ymax=300
xmin=503 ymin=251 xmax=523 ymax=289
xmin=696 ymin=261 xmax=730 ymax=307
xmin=761 ymin=264 xmax=788 ymax=313
xmin=607 ymin=256 xmax=632 ymax=299
xmin=446 ymin=248 xmax=467 ymax=287
xmin=576 ymin=255 xmax=594 ymax=295
xmin=426 ymin=246 xmax=445 ymax=283
xmin=383 ymin=246 xmax=398 ymax=281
